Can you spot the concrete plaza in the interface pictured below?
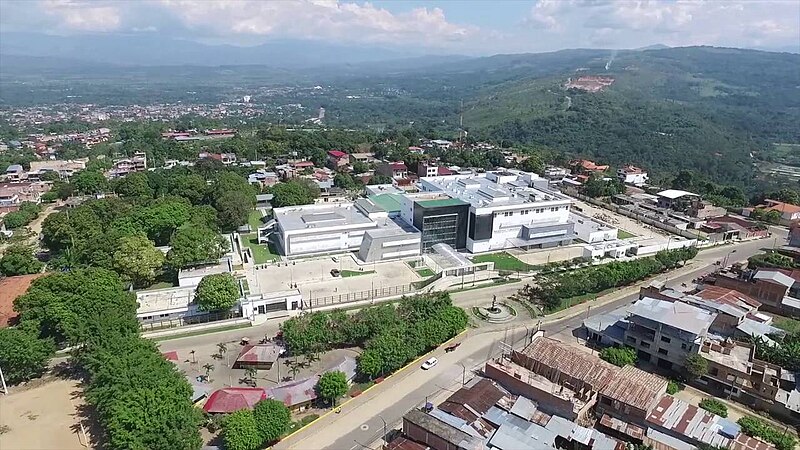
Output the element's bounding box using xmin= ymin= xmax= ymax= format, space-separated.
xmin=246 ymin=255 xmax=421 ymax=300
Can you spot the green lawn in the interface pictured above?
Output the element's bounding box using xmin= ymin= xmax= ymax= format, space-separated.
xmin=774 ymin=317 xmax=800 ymax=334
xmin=471 ymin=252 xmax=535 ymax=272
xmin=341 ymin=269 xmax=376 ymax=277
xmin=416 ymin=268 xmax=435 ymax=277
xmin=242 ymin=233 xmax=279 ymax=263
xmin=148 ymin=281 xmax=176 ymax=290
xmin=617 ymin=229 xmax=637 ymax=239
xmin=248 ymin=210 xmax=264 ymax=231
xmin=546 ymin=288 xmax=615 ymax=314
xmin=283 ymin=414 xmax=320 ymax=437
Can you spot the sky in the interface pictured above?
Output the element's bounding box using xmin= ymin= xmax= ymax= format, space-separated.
xmin=1 ymin=0 xmax=798 ymax=54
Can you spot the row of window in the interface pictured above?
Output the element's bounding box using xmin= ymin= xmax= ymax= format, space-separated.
xmin=496 ymin=205 xmax=569 ymax=218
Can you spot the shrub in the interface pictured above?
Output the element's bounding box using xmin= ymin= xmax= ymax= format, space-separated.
xmin=684 ymin=354 xmax=709 ymax=379
xmin=699 ymin=398 xmax=727 ymax=417
xmin=738 ymin=416 xmax=797 ymax=450
xmin=599 ymin=346 xmax=637 ymax=367
xmin=666 ymin=380 xmax=683 ymax=395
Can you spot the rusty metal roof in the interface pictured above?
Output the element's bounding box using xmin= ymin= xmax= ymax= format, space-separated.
xmin=599 ymin=365 xmax=667 ymax=412
xmin=517 ymin=336 xmax=617 ymax=390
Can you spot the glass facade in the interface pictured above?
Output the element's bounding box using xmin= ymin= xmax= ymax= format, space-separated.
xmin=421 ymin=214 xmax=459 ymax=251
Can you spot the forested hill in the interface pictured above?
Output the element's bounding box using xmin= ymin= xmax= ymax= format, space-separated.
xmin=450 ymin=46 xmax=800 ymax=187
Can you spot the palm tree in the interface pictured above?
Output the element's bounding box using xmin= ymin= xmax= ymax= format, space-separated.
xmin=217 ymin=342 xmax=227 ymax=355
xmin=244 ymin=367 xmax=258 ymax=382
xmin=202 ymin=363 xmax=214 ymax=381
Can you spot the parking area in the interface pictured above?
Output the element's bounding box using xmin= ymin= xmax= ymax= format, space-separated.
xmin=247 ymin=255 xmax=420 ymax=300
xmin=510 ymin=244 xmax=586 ymax=265
xmin=572 ymin=199 xmax=671 ymax=242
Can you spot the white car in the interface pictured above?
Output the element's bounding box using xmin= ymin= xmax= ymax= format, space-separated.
xmin=421 ymin=357 xmax=438 ymax=370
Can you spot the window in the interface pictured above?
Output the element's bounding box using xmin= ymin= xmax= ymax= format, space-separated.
xmin=641 ymin=341 xmax=650 ymax=348
xmin=660 ymin=336 xmax=671 ymax=344
xmin=658 ymin=348 xmax=669 ymax=356
xmin=503 ymin=211 xmax=513 ymax=217
xmin=709 ymin=367 xmax=719 ymax=376
xmin=681 ymin=343 xmax=688 ymax=350
xmin=626 ymin=336 xmax=637 ymax=344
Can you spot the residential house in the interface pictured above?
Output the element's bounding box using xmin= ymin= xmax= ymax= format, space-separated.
xmin=744 ymin=199 xmax=800 ymax=226
xmin=417 ymin=162 xmax=453 ymax=178
xmin=712 ymin=269 xmax=799 ymax=316
xmin=5 ymin=164 xmax=25 ymax=182
xmin=326 ymin=150 xmax=349 ymax=169
xmin=349 ymin=152 xmax=375 ymax=165
xmin=569 ymin=159 xmax=609 ymax=175
xmin=28 ymin=158 xmax=88 ymax=180
xmin=198 ymin=152 xmax=237 ymax=165
xmin=377 ymin=162 xmax=409 ymax=180
xmin=596 ymin=365 xmax=668 ymax=424
xmin=266 ymin=376 xmax=319 ymax=411
xmin=402 ymin=409 xmax=485 ymax=450
xmin=624 ymin=297 xmax=715 ymax=371
xmin=617 ymin=165 xmax=649 ymax=186
xmin=108 ymin=151 xmax=147 ymax=178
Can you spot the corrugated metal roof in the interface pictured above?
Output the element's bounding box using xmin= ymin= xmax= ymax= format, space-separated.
xmin=203 ymin=387 xmax=267 ymax=413
xmin=266 ymin=376 xmax=318 ymax=407
xmin=517 ymin=337 xmax=617 ymax=391
xmin=753 ymin=270 xmax=795 ymax=288
xmin=599 ymin=365 xmax=667 ymax=412
xmin=647 ymin=395 xmax=733 ymax=448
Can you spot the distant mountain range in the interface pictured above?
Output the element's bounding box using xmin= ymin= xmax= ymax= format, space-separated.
xmin=0 ymin=32 xmax=465 ymax=68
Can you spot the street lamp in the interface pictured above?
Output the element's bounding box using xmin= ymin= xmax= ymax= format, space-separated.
xmin=459 ymin=363 xmax=467 ymax=386
xmin=722 ymin=249 xmax=737 ymax=267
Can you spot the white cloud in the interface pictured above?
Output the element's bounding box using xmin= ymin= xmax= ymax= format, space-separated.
xmin=522 ymin=0 xmax=800 ymax=51
xmin=40 ymin=0 xmax=121 ymax=32
xmin=157 ymin=0 xmax=475 ymax=47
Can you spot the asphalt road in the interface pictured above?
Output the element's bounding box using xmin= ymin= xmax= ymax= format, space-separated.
xmin=304 ymin=231 xmax=787 ymax=450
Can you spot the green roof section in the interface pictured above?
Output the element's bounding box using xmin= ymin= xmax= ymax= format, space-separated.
xmin=416 ymin=198 xmax=468 ymax=208
xmin=367 ymin=193 xmax=404 ymax=213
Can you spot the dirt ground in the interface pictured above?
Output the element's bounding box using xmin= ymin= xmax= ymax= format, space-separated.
xmin=0 ymin=377 xmax=95 ymax=450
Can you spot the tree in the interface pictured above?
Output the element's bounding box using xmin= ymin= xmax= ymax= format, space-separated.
xmin=599 ymin=346 xmax=637 ymax=367
xmin=166 ymin=224 xmax=229 ymax=269
xmin=684 ymin=353 xmax=708 ymax=379
xmin=334 ymin=173 xmax=360 ymax=190
xmin=112 ymin=234 xmax=165 ymax=287
xmin=0 ymin=244 xmax=43 ymax=276
xmin=0 ymin=326 xmax=55 ymax=384
xmin=214 ymin=190 xmax=254 ymax=232
xmin=316 ymin=371 xmax=349 ymax=406
xmin=269 ymin=180 xmax=319 ymax=207
xmin=195 ymin=273 xmax=239 ymax=312
xmin=519 ymin=155 xmax=544 ymax=174
xmin=72 ymin=170 xmax=108 ymax=194
xmin=202 ymin=363 xmax=214 ymax=380
xmin=367 ymin=173 xmax=393 ymax=185
xmin=223 ymin=410 xmax=262 ymax=450
xmin=114 ymin=172 xmax=153 ymax=199
xmin=252 ymin=399 xmax=291 ymax=444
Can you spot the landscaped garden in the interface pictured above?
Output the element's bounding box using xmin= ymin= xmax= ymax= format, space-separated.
xmin=617 ymin=229 xmax=636 ymax=239
xmin=242 ymin=234 xmax=279 ymax=263
xmin=470 ymin=251 xmax=537 ymax=272
xmin=340 ymin=269 xmax=376 ymax=277
xmin=279 ymin=292 xmax=468 ymax=379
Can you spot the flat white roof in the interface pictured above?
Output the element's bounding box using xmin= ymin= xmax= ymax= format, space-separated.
xmin=136 ymin=286 xmax=195 ymax=315
xmin=274 ymin=202 xmax=374 ymax=233
xmin=657 ymin=189 xmax=699 ymax=199
xmin=422 ymin=173 xmax=570 ymax=209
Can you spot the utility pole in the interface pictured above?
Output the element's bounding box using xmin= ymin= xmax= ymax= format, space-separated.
xmin=0 ymin=366 xmax=8 ymax=395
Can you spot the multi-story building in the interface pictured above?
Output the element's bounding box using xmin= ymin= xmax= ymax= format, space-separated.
xmin=108 ymin=152 xmax=147 ymax=179
xmin=419 ymin=171 xmax=575 ymax=253
xmin=617 ymin=165 xmax=649 ymax=186
xmin=624 ymin=297 xmax=715 ymax=371
xmin=699 ymin=339 xmax=799 ymax=424
xmin=326 ymin=150 xmax=349 ymax=169
xmin=417 ymin=162 xmax=453 ymax=178
xmin=377 ymin=162 xmax=408 ymax=180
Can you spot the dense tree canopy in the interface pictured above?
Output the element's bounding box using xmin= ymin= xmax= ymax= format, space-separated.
xmin=316 ymin=371 xmax=349 ymax=406
xmin=0 ymin=326 xmax=55 ymax=384
xmin=0 ymin=244 xmax=43 ymax=276
xmin=269 ymin=179 xmax=320 ymax=208
xmin=252 ymin=399 xmax=291 ymax=444
xmin=195 ymin=273 xmax=240 ymax=312
xmin=167 ymin=224 xmax=229 ymax=269
xmin=112 ymin=233 xmax=165 ymax=287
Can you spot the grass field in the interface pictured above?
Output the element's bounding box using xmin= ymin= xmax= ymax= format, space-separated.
xmin=416 ymin=268 xmax=435 ymax=277
xmin=471 ymin=252 xmax=535 ymax=272
xmin=248 ymin=210 xmax=264 ymax=231
xmin=242 ymin=234 xmax=279 ymax=263
xmin=617 ymin=229 xmax=637 ymax=239
xmin=774 ymin=317 xmax=800 ymax=334
xmin=341 ymin=269 xmax=376 ymax=278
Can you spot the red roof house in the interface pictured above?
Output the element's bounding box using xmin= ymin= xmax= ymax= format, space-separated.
xmin=203 ymin=387 xmax=267 ymax=413
xmin=327 ymin=150 xmax=349 ymax=169
xmin=266 ymin=376 xmax=319 ymax=410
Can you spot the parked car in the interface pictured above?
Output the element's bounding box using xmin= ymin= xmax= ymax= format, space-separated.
xmin=421 ymin=357 xmax=438 ymax=370
xmin=330 ymin=268 xmax=341 ymax=277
